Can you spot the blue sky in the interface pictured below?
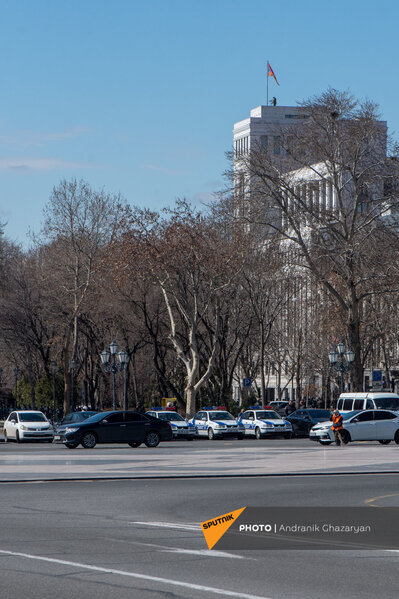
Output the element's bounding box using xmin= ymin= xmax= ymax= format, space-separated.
xmin=1 ymin=0 xmax=398 ymax=246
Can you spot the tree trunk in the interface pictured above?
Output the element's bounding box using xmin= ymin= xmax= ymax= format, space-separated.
xmin=348 ymin=303 xmax=363 ymax=392
xmin=185 ymin=383 xmax=196 ymax=418
xmin=259 ymin=324 xmax=266 ymax=404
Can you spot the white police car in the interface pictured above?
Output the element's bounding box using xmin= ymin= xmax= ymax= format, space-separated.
xmin=189 ymin=407 xmax=245 ymax=440
xmin=238 ymin=408 xmax=293 ymax=439
xmin=146 ymin=408 xmax=197 ymax=440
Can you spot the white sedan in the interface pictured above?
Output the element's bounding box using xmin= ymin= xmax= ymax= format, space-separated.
xmin=190 ymin=409 xmax=245 ymax=440
xmin=238 ymin=409 xmax=292 ymax=439
xmin=3 ymin=410 xmax=54 ymax=443
xmin=309 ymin=409 xmax=399 ymax=445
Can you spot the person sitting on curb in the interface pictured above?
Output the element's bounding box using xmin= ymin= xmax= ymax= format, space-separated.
xmin=331 ymin=409 xmax=345 ymax=446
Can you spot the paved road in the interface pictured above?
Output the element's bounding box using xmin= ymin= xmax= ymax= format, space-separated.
xmin=1 ymin=439 xmax=398 ymax=598
xmin=1 ymin=475 xmax=399 ymax=599
xmin=1 ymin=437 xmax=399 ymax=481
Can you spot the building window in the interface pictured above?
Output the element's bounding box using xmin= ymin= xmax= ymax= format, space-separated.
xmin=284 ymin=114 xmax=308 ymax=119
xmin=260 ymin=135 xmax=268 ymax=149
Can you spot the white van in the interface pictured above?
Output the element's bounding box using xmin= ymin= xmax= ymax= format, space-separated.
xmin=336 ymin=392 xmax=399 ymax=413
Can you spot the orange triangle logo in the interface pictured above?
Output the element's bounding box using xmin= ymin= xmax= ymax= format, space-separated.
xmin=201 ymin=508 xmax=246 ymax=549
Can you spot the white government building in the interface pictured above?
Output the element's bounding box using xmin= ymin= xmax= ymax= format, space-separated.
xmin=232 ymin=102 xmax=394 ymax=405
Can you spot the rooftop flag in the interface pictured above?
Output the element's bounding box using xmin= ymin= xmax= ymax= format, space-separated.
xmin=267 ymin=62 xmax=279 ymax=86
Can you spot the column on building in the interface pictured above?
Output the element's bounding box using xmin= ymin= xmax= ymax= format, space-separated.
xmin=331 ymin=181 xmax=337 ymax=214
xmin=326 ymin=180 xmax=332 ymax=213
xmin=318 ymin=180 xmax=324 ymax=217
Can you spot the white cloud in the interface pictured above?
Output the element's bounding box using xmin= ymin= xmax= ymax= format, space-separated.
xmin=0 ymin=157 xmax=85 ymax=172
xmin=0 ymin=127 xmax=90 ymax=148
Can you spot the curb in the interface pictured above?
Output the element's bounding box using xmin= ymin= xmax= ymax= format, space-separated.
xmin=1 ymin=471 xmax=399 ymax=484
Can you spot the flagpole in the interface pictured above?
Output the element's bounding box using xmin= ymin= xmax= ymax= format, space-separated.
xmin=266 ymin=61 xmax=269 ymax=106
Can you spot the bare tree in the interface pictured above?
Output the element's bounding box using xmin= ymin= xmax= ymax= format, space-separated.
xmin=40 ymin=179 xmax=124 ymax=413
xmin=231 ymin=88 xmax=399 ymax=391
xmin=116 ymin=201 xmax=243 ymax=416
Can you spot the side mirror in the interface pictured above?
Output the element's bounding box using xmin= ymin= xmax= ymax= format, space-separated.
xmin=352 ymin=418 xmax=359 ymax=423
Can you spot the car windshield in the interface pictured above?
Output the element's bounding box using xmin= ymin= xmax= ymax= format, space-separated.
xmin=257 ymin=411 xmax=280 ymax=419
xmin=374 ymin=398 xmax=399 ymax=410
xmin=157 ymin=412 xmax=185 ymax=422
xmin=209 ymin=412 xmax=234 ymax=421
xmin=308 ymin=410 xmax=331 ymax=418
xmin=61 ymin=412 xmax=97 ymax=424
xmin=18 ymin=413 xmax=47 ymax=422
xmin=82 ymin=412 xmax=114 ymax=424
xmin=342 ymin=411 xmax=360 ymax=420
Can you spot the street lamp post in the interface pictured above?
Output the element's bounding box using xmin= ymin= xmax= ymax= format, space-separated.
xmin=70 ymin=359 xmax=77 ymax=413
xmin=100 ymin=342 xmax=130 ymax=411
xmin=51 ymin=361 xmax=58 ymax=422
xmin=328 ymin=341 xmax=355 ymax=393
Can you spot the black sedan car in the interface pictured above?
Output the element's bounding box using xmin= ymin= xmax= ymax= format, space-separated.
xmin=284 ymin=409 xmax=332 ymax=437
xmin=54 ymin=410 xmax=173 ymax=449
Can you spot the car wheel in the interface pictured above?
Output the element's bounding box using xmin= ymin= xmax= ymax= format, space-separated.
xmin=237 ymin=434 xmax=245 ymax=440
xmin=394 ymin=430 xmax=399 ymax=445
xmin=378 ymin=440 xmax=391 ymax=445
xmin=284 ymin=432 xmax=292 ymax=439
xmin=208 ymin=428 xmax=215 ymax=440
xmin=341 ymin=430 xmax=350 ymax=444
xmin=46 ymin=439 xmax=53 ymax=443
xmin=144 ymin=431 xmax=160 ymax=448
xmin=15 ymin=430 xmax=20 ymax=443
xmin=81 ymin=432 xmax=97 ymax=449
xmin=128 ymin=441 xmax=142 ymax=448
xmin=186 ymin=436 xmax=194 ymax=441
xmin=255 ymin=427 xmax=262 ymax=440
xmin=3 ymin=430 xmax=7 ymax=443
xmin=65 ymin=442 xmax=79 ymax=449
xmin=319 ymin=440 xmax=332 ymax=445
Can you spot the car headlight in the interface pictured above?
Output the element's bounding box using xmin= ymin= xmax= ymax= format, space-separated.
xmin=262 ymin=423 xmax=273 ymax=428
xmin=214 ymin=424 xmax=227 ymax=429
xmin=65 ymin=427 xmax=80 ymax=433
xmin=20 ymin=425 xmax=28 ymax=431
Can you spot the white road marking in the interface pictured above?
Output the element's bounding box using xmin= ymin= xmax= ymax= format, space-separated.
xmin=104 ymin=537 xmax=246 ymax=559
xmin=130 ymin=520 xmax=201 ymax=531
xmin=0 ymin=549 xmax=271 ymax=599
xmin=160 ymin=547 xmax=245 ymax=559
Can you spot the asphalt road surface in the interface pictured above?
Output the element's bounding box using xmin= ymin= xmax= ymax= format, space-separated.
xmin=1 ymin=437 xmax=399 ymax=481
xmin=1 ymin=471 xmax=399 ymax=599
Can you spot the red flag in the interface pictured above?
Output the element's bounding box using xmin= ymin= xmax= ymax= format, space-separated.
xmin=267 ymin=62 xmax=279 ymax=86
